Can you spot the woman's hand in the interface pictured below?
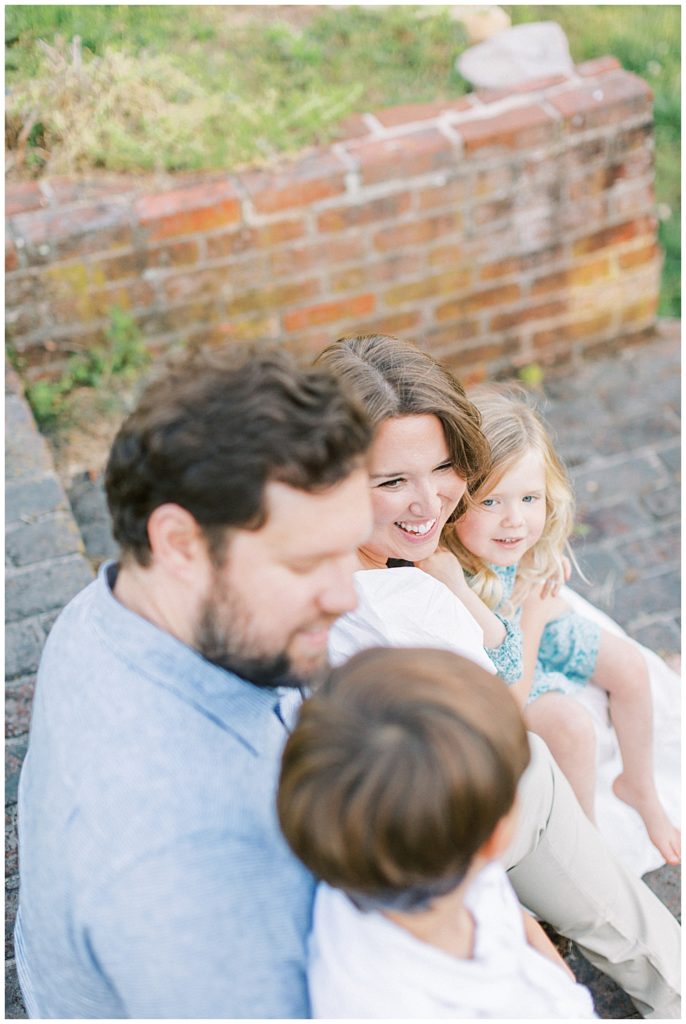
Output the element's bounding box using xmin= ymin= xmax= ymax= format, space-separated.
xmin=416 ymin=548 xmax=468 ymax=598
xmin=540 ymin=555 xmax=572 ymax=598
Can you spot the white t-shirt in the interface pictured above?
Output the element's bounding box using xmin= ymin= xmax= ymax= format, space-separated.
xmin=329 ymin=567 xmax=496 ymax=674
xmin=308 ymin=861 xmax=596 ymax=1019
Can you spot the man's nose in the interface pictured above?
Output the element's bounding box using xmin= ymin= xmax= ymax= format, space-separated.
xmin=319 ymin=556 xmax=359 ymax=616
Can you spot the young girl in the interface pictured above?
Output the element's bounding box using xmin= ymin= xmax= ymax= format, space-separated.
xmin=443 ymin=384 xmax=680 ymax=866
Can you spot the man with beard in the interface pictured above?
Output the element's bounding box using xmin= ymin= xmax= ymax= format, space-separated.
xmin=14 ymin=346 xmax=374 ymax=1018
xmin=14 ymin=345 xmax=680 ymax=1019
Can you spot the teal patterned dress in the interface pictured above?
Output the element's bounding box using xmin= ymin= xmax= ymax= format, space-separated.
xmin=489 ymin=564 xmax=601 ymax=705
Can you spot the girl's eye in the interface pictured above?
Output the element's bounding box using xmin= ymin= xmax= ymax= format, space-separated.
xmin=522 ymin=495 xmax=538 ymax=503
xmin=481 ymin=497 xmax=496 ymax=508
xmin=435 ymin=461 xmax=454 ymax=472
xmin=377 ymin=478 xmax=404 ymax=489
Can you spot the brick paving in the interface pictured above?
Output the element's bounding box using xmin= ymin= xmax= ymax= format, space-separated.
xmin=4 ymin=321 xmax=680 ymax=1018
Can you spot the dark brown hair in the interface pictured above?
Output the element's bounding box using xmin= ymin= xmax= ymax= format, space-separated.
xmin=278 ymin=647 xmax=529 ymax=910
xmin=315 ymin=335 xmax=490 ymax=512
xmin=105 ymin=344 xmax=372 ymax=565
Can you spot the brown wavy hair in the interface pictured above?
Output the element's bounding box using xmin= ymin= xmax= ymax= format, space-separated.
xmin=315 ymin=335 xmax=490 ymax=520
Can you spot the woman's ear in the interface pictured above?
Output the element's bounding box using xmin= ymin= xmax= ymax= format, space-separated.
xmin=147 ymin=503 xmax=209 ymax=579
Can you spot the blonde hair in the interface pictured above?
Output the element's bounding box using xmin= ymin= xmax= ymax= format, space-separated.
xmin=444 ymin=383 xmax=575 ymax=612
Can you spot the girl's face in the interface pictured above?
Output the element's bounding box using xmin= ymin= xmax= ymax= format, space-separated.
xmin=455 ymin=447 xmax=547 ymax=567
xmin=360 ymin=414 xmax=467 ymax=568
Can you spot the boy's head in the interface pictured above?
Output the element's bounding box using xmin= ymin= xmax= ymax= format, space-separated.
xmin=277 ymin=647 xmax=529 ymax=911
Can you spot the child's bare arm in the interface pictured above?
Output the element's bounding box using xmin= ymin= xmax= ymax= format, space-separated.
xmin=522 ymin=910 xmax=576 ymax=981
xmin=510 ymin=587 xmax=568 ymax=708
xmin=417 ymin=549 xmax=506 ymax=648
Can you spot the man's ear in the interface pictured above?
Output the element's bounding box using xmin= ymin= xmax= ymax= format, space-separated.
xmin=147 ymin=503 xmax=208 ymax=579
xmin=477 ymin=802 xmax=519 ymax=862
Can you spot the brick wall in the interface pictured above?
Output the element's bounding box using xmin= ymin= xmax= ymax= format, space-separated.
xmin=6 ymin=57 xmax=661 ymax=381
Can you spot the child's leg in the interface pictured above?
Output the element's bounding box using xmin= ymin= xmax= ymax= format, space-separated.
xmin=524 ymin=692 xmax=597 ymax=822
xmin=593 ymin=628 xmax=681 ymax=865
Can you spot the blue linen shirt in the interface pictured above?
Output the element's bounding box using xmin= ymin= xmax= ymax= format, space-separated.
xmin=14 ymin=562 xmax=315 ymax=1018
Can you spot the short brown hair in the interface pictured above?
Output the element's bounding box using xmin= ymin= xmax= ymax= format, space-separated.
xmin=105 ymin=343 xmax=372 ymax=566
xmin=278 ymin=647 xmax=529 ymax=910
xmin=315 ymin=336 xmax=490 ymax=516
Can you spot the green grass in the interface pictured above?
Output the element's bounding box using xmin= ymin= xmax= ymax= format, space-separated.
xmin=5 ymin=5 xmax=679 ymax=314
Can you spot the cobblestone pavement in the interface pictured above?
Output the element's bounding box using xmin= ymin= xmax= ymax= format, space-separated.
xmin=4 ymin=321 xmax=680 ymax=1018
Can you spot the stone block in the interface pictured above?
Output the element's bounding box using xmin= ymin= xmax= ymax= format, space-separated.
xmin=575 ymin=500 xmax=653 ymax=547
xmin=5 ymin=475 xmax=67 ymax=525
xmin=5 ymin=556 xmax=93 ymax=623
xmin=5 ymin=803 xmax=18 ymax=879
xmin=5 ymin=736 xmax=28 ymax=805
xmin=5 ymin=959 xmax=26 ymax=1019
xmin=5 ymin=397 xmax=53 ymax=479
xmin=5 ymin=514 xmax=84 ymax=568
xmin=641 ymin=485 xmax=680 ymax=519
xmin=572 ymin=455 xmax=667 ymax=510
xmin=657 ymin=442 xmax=680 ymax=475
xmin=6 ymin=676 xmax=36 ymax=739
xmin=610 ymin=568 xmax=680 ymax=628
xmin=5 ymin=618 xmax=50 ymax=681
xmin=6 ymin=875 xmax=19 ymax=959
xmin=614 ymin=521 xmax=680 ymax=572
xmin=631 ymin=619 xmax=681 ymax=658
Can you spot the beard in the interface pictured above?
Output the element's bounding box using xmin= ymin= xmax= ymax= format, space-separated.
xmin=193 ymin=578 xmax=328 ymax=690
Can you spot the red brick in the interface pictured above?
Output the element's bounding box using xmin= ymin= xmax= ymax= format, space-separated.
xmin=479 ymin=249 xmax=562 ymax=282
xmin=11 ymin=203 xmax=133 ymax=254
xmin=375 ymin=97 xmax=473 ymax=128
xmin=417 ymin=176 xmax=470 ymax=210
xmin=137 ymin=300 xmax=219 ymax=337
xmin=333 ymin=112 xmax=372 ymax=142
xmin=143 ymin=199 xmax=241 ymax=242
xmin=618 ymin=242 xmax=661 ymax=271
xmin=90 ymin=249 xmax=148 ymax=282
xmin=163 ymin=266 xmax=234 ymax=303
xmin=351 ymin=310 xmax=423 ymax=338
xmin=318 ymin=192 xmax=412 ymax=233
xmin=532 ymin=312 xmax=614 ymax=350
xmin=347 ymin=128 xmax=457 ymax=186
xmin=576 ymin=56 xmax=622 ymax=78
xmin=43 ymin=175 xmax=139 ymax=205
xmin=208 ymin=315 xmax=281 ymax=345
xmin=489 ymin=300 xmax=568 ymax=332
xmin=472 ymin=197 xmax=513 ymax=227
xmin=252 ymin=218 xmax=308 ymax=249
xmin=428 ymin=244 xmax=464 ymax=268
xmin=135 ymin=179 xmax=240 ymax=222
xmin=271 ymin=237 xmax=366 ymax=278
xmin=530 ymin=257 xmax=612 ymax=295
xmin=283 ymin=293 xmax=376 ymax=332
xmin=6 ymin=239 xmax=18 ymax=273
xmin=226 ymin=279 xmax=321 ymax=317
xmin=437 ymin=284 xmax=520 ymax=320
xmin=549 ymin=72 xmax=652 ymax=131
xmin=609 ymin=182 xmax=655 ymax=220
xmin=620 ymin=294 xmax=658 ymax=326
xmin=374 ymin=211 xmax=463 ymax=252
xmin=242 ymin=152 xmax=347 ymax=214
xmin=457 ymin=104 xmax=558 ymax=153
xmin=571 ymin=217 xmax=654 ymax=257
xmin=437 ymin=337 xmax=511 ymax=371
xmin=5 ymin=182 xmax=45 ymax=217
xmin=330 ymin=253 xmax=417 ymax=294
xmin=384 ymin=268 xmax=472 ymax=307
xmin=476 ymin=74 xmax=568 ymax=104
xmin=5 ymin=269 xmax=40 ymax=307
xmin=146 ymin=240 xmax=200 ymax=270
xmin=421 ymin=319 xmax=484 ymax=351
xmin=474 ymin=166 xmax=513 ymax=198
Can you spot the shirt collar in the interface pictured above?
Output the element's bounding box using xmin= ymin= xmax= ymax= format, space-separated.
xmin=91 ymin=561 xmax=285 ymax=754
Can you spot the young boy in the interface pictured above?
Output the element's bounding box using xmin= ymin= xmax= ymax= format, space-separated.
xmin=277 ymin=647 xmax=596 ymax=1019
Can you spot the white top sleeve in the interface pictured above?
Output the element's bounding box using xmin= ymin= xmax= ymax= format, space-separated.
xmin=329 ymin=567 xmax=496 ymax=674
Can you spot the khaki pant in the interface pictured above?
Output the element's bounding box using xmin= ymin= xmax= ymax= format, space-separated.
xmin=507 ymin=734 xmax=681 ymax=1019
